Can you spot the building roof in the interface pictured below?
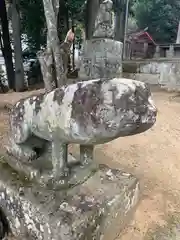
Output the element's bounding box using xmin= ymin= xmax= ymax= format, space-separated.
xmin=128 ymin=30 xmax=156 ymax=45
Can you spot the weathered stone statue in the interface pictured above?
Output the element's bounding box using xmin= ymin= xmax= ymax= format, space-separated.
xmin=0 ymin=0 xmax=158 ymax=239
xmin=93 ymin=0 xmax=115 ymax=39
xmin=80 ymin=0 xmax=122 ymax=80
xmin=2 ymin=77 xmax=157 ymax=239
xmin=6 ymin=78 xmax=156 ymax=182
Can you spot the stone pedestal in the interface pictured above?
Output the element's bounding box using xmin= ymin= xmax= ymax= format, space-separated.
xmin=166 ymin=45 xmax=175 ymax=58
xmin=154 ymin=45 xmax=160 ymax=58
xmin=0 ymin=158 xmax=139 ymax=240
xmin=80 ymin=38 xmax=123 ymax=79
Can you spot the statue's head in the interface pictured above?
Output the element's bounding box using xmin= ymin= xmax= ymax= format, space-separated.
xmin=107 ymin=78 xmax=157 ymax=136
xmin=102 ymin=0 xmax=113 ymax=11
xmin=68 ymin=78 xmax=157 ymax=144
xmin=129 ymin=89 xmax=157 ymax=135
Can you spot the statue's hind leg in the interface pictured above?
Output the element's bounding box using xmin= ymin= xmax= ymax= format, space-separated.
xmin=6 ymin=123 xmax=37 ymax=162
xmin=6 ymin=138 xmax=37 ymax=162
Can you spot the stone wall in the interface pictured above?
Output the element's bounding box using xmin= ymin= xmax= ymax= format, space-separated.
xmin=123 ymin=59 xmax=180 ymax=90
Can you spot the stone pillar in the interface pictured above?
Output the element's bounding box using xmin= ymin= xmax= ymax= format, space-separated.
xmin=176 ymin=21 xmax=180 ymax=44
xmin=166 ymin=45 xmax=175 ymax=58
xmin=80 ymin=0 xmax=123 ymax=80
xmin=143 ymin=42 xmax=148 ymax=58
xmin=154 ymin=45 xmax=160 ymax=58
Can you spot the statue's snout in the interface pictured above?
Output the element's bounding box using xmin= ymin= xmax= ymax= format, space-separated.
xmin=133 ymin=96 xmax=157 ymax=135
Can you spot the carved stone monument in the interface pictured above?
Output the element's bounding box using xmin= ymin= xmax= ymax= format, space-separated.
xmin=80 ymin=0 xmax=123 ymax=79
xmin=0 ymin=76 xmax=157 ymax=239
xmin=93 ymin=0 xmax=115 ymax=38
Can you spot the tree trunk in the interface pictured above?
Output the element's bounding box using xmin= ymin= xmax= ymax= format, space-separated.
xmin=114 ymin=0 xmax=126 ymax=42
xmin=42 ymin=0 xmax=66 ymax=87
xmin=0 ymin=0 xmax=14 ymax=90
xmin=176 ymin=21 xmax=180 ymax=44
xmin=58 ymin=0 xmax=69 ymax=42
xmin=38 ymin=32 xmax=58 ymax=92
xmin=11 ymin=0 xmax=25 ymax=92
xmin=41 ymin=0 xmax=74 ymax=91
xmin=38 ymin=31 xmax=73 ymax=93
xmin=38 ymin=47 xmax=54 ymax=92
xmin=71 ymin=21 xmax=75 ymax=70
xmin=85 ymin=0 xmax=101 ymax=40
xmin=52 ymin=0 xmax=59 ymax=17
xmin=114 ymin=10 xmax=126 ymax=42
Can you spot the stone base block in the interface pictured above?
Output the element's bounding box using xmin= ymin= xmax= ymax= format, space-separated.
xmin=80 ymin=38 xmax=123 ymax=79
xmin=0 ymin=159 xmax=140 ymax=240
xmin=3 ymin=152 xmax=98 ymax=190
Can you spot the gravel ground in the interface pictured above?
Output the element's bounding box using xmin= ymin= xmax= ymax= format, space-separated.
xmin=1 ymin=86 xmax=180 ymax=239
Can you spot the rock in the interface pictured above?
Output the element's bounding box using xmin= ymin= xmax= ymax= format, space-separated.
xmin=0 ymin=161 xmax=140 ymax=240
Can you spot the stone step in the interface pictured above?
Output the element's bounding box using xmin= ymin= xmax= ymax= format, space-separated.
xmin=0 ymin=157 xmax=140 ymax=240
xmin=123 ymin=73 xmax=160 ymax=85
xmin=122 ymin=72 xmax=180 ymax=92
xmin=122 ymin=72 xmax=180 ymax=93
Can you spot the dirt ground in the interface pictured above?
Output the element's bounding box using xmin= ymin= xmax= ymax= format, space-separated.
xmin=95 ymin=87 xmax=180 ymax=239
xmin=1 ymin=86 xmax=180 ymax=239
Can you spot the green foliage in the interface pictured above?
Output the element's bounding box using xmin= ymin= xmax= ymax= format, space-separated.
xmin=128 ymin=16 xmax=138 ymax=33
xmin=133 ymin=0 xmax=180 ymax=43
xmin=67 ymin=0 xmax=85 ymax=16
xmin=75 ymin=23 xmax=84 ymax=45
xmin=19 ymin=0 xmax=46 ymax=51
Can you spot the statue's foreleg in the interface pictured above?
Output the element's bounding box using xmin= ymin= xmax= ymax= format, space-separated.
xmin=51 ymin=141 xmax=69 ymax=179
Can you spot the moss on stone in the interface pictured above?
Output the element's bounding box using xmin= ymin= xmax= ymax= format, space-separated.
xmin=0 ymin=154 xmax=33 ymax=188
xmin=122 ymin=62 xmax=140 ymax=73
